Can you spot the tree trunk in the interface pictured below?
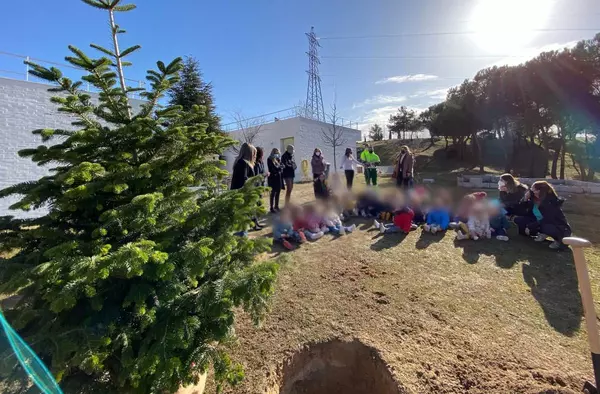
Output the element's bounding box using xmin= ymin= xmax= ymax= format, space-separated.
xmin=388 ymin=130 xmax=392 ymax=140
xmin=444 ymin=136 xmax=449 ymax=149
xmin=550 ymin=143 xmax=559 ymax=179
xmin=560 ymin=139 xmax=566 ymax=180
xmin=333 ymin=146 xmax=337 ymax=172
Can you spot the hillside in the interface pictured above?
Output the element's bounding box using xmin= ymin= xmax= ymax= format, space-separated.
xmin=361 ymin=138 xmax=596 ymax=182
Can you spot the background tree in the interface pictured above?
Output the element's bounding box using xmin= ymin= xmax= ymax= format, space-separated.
xmin=416 ymin=32 xmax=600 ymax=179
xmin=230 ymin=111 xmax=265 ymax=154
xmin=321 ymin=104 xmax=347 ymax=170
xmin=369 ymin=123 xmax=384 ymax=141
xmin=168 ymin=56 xmax=221 ymax=134
xmin=0 ymin=1 xmax=278 ymax=393
xmin=388 ymin=106 xmax=416 ymax=140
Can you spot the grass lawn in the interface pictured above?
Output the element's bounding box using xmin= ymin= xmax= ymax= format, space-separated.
xmin=208 ymin=174 xmax=600 ymax=394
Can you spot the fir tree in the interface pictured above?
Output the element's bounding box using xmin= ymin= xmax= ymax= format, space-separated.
xmin=168 ymin=57 xmax=221 ymax=134
xmin=0 ymin=1 xmax=278 ymax=393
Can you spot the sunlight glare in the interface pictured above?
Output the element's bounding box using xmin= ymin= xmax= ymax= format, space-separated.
xmin=469 ymin=0 xmax=554 ymax=53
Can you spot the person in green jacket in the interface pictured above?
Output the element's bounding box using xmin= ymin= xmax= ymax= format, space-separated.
xmin=360 ymin=145 xmax=381 ymax=186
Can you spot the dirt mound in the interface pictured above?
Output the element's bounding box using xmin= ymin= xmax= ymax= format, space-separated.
xmin=268 ymin=339 xmax=404 ymax=394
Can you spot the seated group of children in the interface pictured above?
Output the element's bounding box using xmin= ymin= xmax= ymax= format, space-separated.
xmin=357 ymin=187 xmax=512 ymax=242
xmin=274 ymin=178 xmax=519 ymax=250
xmin=272 ymin=200 xmax=357 ymax=250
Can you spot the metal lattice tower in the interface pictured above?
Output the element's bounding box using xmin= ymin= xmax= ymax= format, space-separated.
xmin=305 ymin=27 xmax=325 ymax=122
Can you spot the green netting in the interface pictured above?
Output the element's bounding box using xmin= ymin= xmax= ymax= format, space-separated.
xmin=0 ymin=311 xmax=62 ymax=394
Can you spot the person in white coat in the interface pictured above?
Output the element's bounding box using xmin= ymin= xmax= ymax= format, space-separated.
xmin=340 ymin=147 xmax=361 ymax=190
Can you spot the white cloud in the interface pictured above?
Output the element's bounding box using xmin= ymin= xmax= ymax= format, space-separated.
xmin=411 ymin=88 xmax=451 ymax=101
xmin=375 ymin=74 xmax=438 ymax=84
xmin=352 ymin=95 xmax=407 ymax=109
xmin=356 ymin=105 xmax=427 ymax=133
xmin=490 ymin=40 xmax=579 ymax=67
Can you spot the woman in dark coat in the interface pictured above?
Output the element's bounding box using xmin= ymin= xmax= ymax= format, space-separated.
xmin=514 ymin=180 xmax=571 ymax=250
xmin=394 ymin=145 xmax=414 ymax=189
xmin=230 ymin=143 xmax=263 ymax=231
xmin=281 ymin=145 xmax=297 ymax=204
xmin=311 ymin=148 xmax=328 ymax=199
xmin=497 ymin=173 xmax=529 ymax=216
xmin=267 ymin=148 xmax=285 ymax=213
xmin=254 ymin=147 xmax=266 ymax=184
xmin=230 ymin=143 xmax=256 ymax=190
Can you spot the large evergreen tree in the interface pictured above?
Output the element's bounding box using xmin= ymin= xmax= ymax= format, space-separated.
xmin=0 ymin=1 xmax=278 ymax=393
xmin=168 ymin=57 xmax=221 ymax=134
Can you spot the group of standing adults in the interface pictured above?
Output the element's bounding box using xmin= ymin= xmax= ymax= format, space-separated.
xmin=231 ymin=142 xmax=417 ymax=211
xmin=230 ymin=143 xmax=297 ymax=213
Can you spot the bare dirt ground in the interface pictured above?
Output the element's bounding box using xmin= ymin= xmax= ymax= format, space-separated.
xmin=207 ymin=176 xmax=600 ymax=394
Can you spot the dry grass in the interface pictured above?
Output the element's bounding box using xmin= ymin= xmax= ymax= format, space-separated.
xmin=206 ymin=175 xmax=600 ymax=394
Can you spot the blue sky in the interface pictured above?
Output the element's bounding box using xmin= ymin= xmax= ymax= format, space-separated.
xmin=1 ymin=0 xmax=599 ymax=132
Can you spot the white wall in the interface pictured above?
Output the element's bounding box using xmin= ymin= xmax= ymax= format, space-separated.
xmin=0 ymin=77 xmax=143 ymax=217
xmin=224 ymin=116 xmax=362 ymax=181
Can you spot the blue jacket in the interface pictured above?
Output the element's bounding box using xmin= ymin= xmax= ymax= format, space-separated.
xmin=273 ymin=221 xmax=293 ymax=240
xmin=426 ymin=208 xmax=450 ymax=230
xmin=489 ymin=214 xmax=510 ymax=230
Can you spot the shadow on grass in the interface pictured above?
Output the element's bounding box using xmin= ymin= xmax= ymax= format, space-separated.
xmin=415 ymin=230 xmax=445 ymax=250
xmin=521 ymin=246 xmax=582 ymax=336
xmin=370 ymin=233 xmax=407 ymax=251
xmin=452 ymin=237 xmax=518 ymax=268
xmin=453 ymin=233 xmax=583 ymax=336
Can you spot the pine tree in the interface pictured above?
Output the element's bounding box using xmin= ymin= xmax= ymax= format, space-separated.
xmin=0 ymin=1 xmax=278 ymax=393
xmin=168 ymin=57 xmax=221 ymax=134
xmin=369 ymin=124 xmax=384 ymax=141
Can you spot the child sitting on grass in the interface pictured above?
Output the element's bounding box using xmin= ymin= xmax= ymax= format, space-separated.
xmin=423 ymin=196 xmax=450 ymax=234
xmin=273 ymin=207 xmax=306 ymax=250
xmin=293 ymin=205 xmax=324 ymax=240
xmin=374 ymin=206 xmax=416 ymax=234
xmin=408 ymin=186 xmax=428 ymax=225
xmin=456 ymin=201 xmax=491 ymax=240
xmin=324 ymin=201 xmax=356 ymax=235
xmin=489 ymin=199 xmax=510 ymax=241
xmin=449 ymin=191 xmax=487 ymax=229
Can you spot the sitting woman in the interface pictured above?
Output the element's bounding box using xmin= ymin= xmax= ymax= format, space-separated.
xmin=514 ymin=181 xmax=572 ymax=250
xmin=498 ymin=173 xmax=529 ymax=216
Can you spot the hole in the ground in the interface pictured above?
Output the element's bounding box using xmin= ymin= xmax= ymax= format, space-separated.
xmin=270 ymin=339 xmax=405 ymax=394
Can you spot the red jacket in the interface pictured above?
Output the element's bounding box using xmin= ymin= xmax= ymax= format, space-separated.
xmin=393 ymin=207 xmax=415 ymax=233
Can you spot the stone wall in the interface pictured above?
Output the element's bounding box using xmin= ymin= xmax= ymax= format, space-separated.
xmin=458 ymin=174 xmax=600 ymax=194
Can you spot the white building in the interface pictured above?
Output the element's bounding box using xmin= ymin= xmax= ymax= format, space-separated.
xmin=224 ymin=116 xmax=362 ymax=181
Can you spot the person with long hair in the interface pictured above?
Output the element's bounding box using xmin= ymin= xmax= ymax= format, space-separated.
xmin=230 ymin=143 xmax=263 ymax=231
xmin=281 ymin=145 xmax=297 ymax=204
xmin=514 ymin=181 xmax=572 ymax=250
xmin=497 ymin=173 xmax=529 ymax=216
xmin=267 ymin=148 xmax=285 ymax=213
xmin=311 ymin=148 xmax=328 ymax=199
xmin=394 ymin=145 xmax=414 ymax=189
xmin=340 ymin=147 xmax=360 ymax=189
xmin=230 ymin=142 xmax=257 ymax=190
xmin=254 ymin=146 xmax=266 ymax=184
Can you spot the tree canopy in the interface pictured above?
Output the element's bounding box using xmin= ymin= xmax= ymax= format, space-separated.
xmin=407 ymin=33 xmax=600 ymax=179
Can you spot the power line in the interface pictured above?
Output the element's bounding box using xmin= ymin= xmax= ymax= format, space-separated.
xmin=321 ymin=54 xmax=549 ymax=60
xmin=319 ymin=28 xmax=600 ymax=40
xmin=0 ymin=50 xmax=144 ymax=84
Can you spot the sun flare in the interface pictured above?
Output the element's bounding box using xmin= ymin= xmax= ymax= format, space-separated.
xmin=469 ymin=0 xmax=554 ymax=53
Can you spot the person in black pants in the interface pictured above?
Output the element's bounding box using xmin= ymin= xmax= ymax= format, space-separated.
xmin=311 ymin=148 xmax=328 ymax=199
xmin=267 ymin=148 xmax=285 ymax=213
xmin=340 ymin=147 xmax=360 ymax=190
xmin=230 ymin=143 xmax=263 ymax=231
xmin=281 ymin=145 xmax=297 ymax=205
xmin=513 ymin=180 xmax=572 ymax=250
